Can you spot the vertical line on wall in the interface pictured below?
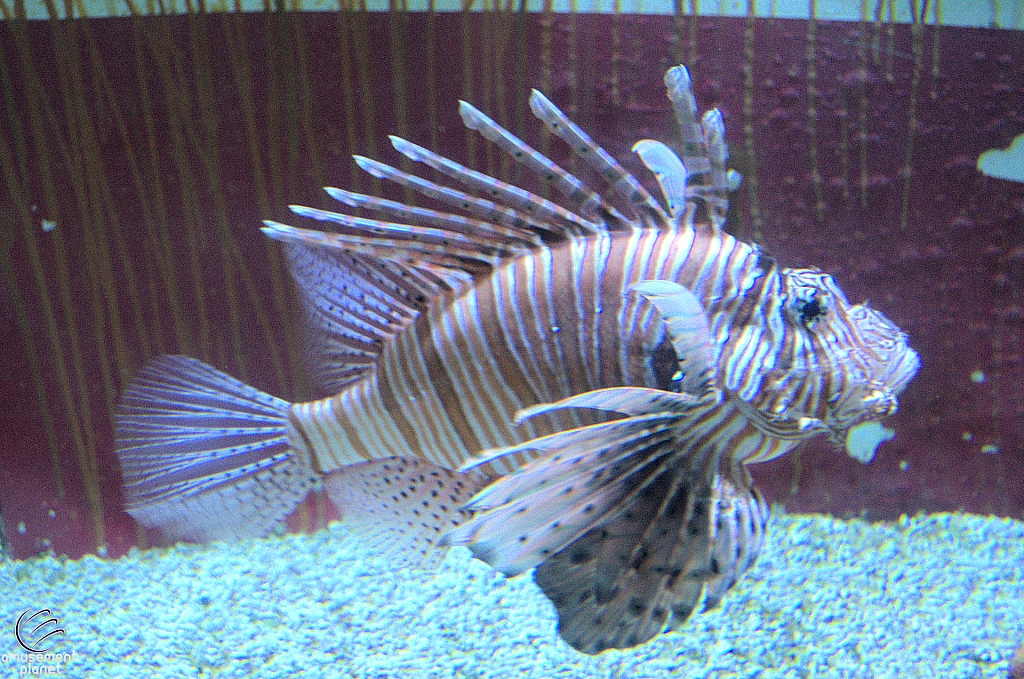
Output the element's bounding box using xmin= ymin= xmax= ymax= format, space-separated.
xmin=462 ymin=0 xmax=478 ymax=169
xmin=0 ymin=48 xmax=64 ymax=499
xmin=351 ymin=0 xmax=382 ymax=194
xmin=742 ymin=0 xmax=762 ymax=241
xmin=930 ymin=0 xmax=941 ymax=100
xmin=899 ymin=1 xmax=926 ymax=231
xmin=539 ymin=0 xmax=553 ymax=162
xmin=335 ymin=3 xmax=370 ymax=196
xmin=187 ymin=13 xmax=246 ymax=378
xmin=511 ymin=0 xmax=529 ymax=187
xmin=688 ymin=0 xmax=698 ymax=66
xmin=859 ymin=0 xmax=870 ymax=209
xmin=806 ymin=0 xmax=824 ymax=222
xmin=131 ymin=17 xmax=190 ymax=354
xmin=427 ymin=0 xmax=439 ymax=154
xmin=8 ymin=18 xmax=105 ymax=550
xmin=223 ymin=12 xmax=300 ymax=397
xmin=390 ymin=0 xmax=414 ymax=202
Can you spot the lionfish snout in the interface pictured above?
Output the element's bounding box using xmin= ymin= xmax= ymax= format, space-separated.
xmin=846 ymin=303 xmax=921 ymax=397
xmin=820 ymin=300 xmax=919 ymax=448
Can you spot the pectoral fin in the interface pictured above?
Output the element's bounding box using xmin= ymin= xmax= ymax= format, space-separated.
xmin=445 ymin=382 xmax=769 ymax=654
xmin=535 ymin=472 xmax=769 ymax=653
xmin=630 ymin=280 xmax=715 ymax=396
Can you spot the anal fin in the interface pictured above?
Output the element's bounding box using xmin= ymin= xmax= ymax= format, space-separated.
xmin=324 ymin=457 xmax=488 ymax=570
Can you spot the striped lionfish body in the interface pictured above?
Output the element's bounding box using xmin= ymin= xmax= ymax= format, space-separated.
xmin=116 ymin=66 xmax=919 ymax=654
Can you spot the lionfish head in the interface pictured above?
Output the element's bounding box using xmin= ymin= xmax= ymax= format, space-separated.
xmin=763 ymin=267 xmax=920 ymax=447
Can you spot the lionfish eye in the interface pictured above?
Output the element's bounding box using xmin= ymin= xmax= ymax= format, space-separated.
xmin=796 ymin=294 xmax=828 ymax=329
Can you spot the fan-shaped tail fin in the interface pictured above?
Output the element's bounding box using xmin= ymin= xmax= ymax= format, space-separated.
xmin=116 ymin=355 xmax=317 ymax=543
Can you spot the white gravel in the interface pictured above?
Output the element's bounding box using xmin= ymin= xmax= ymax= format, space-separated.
xmin=1 ymin=511 xmax=1022 ymax=678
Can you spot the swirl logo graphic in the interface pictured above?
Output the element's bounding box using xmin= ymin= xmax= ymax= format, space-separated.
xmin=15 ymin=609 xmax=65 ymax=653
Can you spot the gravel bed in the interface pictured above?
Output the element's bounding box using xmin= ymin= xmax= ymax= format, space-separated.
xmin=1 ymin=512 xmax=1022 ymax=678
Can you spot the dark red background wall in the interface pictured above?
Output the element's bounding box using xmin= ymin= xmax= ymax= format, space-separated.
xmin=1 ymin=11 xmax=1022 ymax=560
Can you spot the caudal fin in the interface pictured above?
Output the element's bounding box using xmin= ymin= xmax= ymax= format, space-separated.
xmin=115 ymin=355 xmax=317 ymax=543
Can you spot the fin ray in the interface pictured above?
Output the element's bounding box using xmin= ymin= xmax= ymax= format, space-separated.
xmin=528 ymin=89 xmax=667 ymax=221
xmin=390 ymin=135 xmax=601 ymax=236
xmin=324 ymin=457 xmax=487 ymax=570
xmin=324 ymin=186 xmax=541 ymax=247
xmin=354 ymin=155 xmax=557 ymax=239
xmin=514 ymin=386 xmax=701 ymax=424
xmin=446 ymin=430 xmax=680 ymax=577
xmin=116 ymin=356 xmax=315 ymax=542
xmin=458 ymin=100 xmax=625 ymax=227
xmin=278 ymin=243 xmax=440 ymax=393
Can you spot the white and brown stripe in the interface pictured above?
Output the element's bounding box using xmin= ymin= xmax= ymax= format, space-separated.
xmin=288 ymin=219 xmax=798 ymax=477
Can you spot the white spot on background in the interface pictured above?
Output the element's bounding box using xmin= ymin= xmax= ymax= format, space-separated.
xmin=977 ymin=133 xmax=1024 ymax=183
xmin=845 ymin=421 xmax=896 ymax=464
xmin=41 ymin=219 xmax=56 ymax=232
xmin=970 ymin=370 xmax=986 ymax=384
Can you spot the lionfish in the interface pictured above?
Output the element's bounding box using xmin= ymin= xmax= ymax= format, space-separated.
xmin=116 ymin=65 xmax=919 ymax=654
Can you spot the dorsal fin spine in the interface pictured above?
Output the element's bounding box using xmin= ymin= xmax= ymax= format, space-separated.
xmin=388 ymin=135 xmax=601 ymax=236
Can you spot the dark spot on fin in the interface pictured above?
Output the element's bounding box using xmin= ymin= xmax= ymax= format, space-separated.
xmin=324 ymin=456 xmax=487 ymax=570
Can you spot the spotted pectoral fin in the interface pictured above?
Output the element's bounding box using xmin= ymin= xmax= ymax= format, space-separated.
xmin=630 ymin=280 xmax=715 ymax=396
xmin=535 ymin=473 xmax=770 ymax=654
xmin=324 ymin=457 xmax=487 ymax=570
xmin=442 ymin=385 xmax=768 ymax=652
xmin=533 ymin=473 xmax=715 ymax=654
xmin=442 ymin=409 xmax=687 ymax=577
xmin=443 ymin=386 xmax=708 ymax=576
xmin=702 ymin=478 xmax=770 ymax=610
